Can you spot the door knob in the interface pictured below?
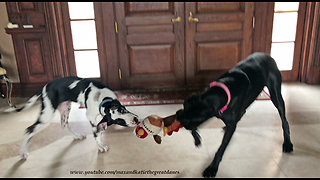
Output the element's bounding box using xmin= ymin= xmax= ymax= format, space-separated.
xmin=188 ymin=12 xmax=199 ymax=23
xmin=171 ymin=16 xmax=181 ymax=23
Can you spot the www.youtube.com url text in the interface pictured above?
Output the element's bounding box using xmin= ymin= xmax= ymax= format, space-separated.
xmin=70 ymin=169 xmax=180 ymax=176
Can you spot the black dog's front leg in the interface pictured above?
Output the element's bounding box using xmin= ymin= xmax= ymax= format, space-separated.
xmin=203 ymin=125 xmax=236 ymax=178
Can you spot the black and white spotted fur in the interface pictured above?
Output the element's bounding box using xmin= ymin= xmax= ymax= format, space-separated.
xmin=5 ymin=76 xmax=139 ymax=160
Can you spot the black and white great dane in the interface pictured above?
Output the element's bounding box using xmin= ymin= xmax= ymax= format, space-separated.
xmin=5 ymin=76 xmax=139 ymax=160
xmin=176 ymin=53 xmax=293 ymax=177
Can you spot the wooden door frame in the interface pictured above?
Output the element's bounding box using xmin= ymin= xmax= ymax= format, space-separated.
xmin=253 ymin=2 xmax=307 ymax=82
xmin=98 ymin=2 xmax=121 ymax=89
xmin=55 ymin=2 xmax=320 ymax=86
xmin=114 ymin=2 xmax=185 ymax=89
xmin=300 ymin=2 xmax=320 ymax=84
xmin=59 ymin=2 xmax=119 ymax=88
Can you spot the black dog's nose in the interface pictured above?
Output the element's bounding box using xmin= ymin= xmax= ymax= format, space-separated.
xmin=134 ymin=117 xmax=139 ymax=124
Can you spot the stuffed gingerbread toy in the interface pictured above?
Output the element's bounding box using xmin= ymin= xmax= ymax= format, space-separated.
xmin=135 ymin=114 xmax=183 ymax=144
xmin=0 ymin=67 xmax=6 ymax=76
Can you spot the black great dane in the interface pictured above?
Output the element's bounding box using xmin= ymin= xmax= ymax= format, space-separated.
xmin=176 ymin=52 xmax=293 ymax=177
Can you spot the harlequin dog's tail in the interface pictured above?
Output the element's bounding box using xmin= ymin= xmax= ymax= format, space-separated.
xmin=4 ymin=90 xmax=42 ymax=113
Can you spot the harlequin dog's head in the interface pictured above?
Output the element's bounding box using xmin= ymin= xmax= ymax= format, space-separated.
xmin=96 ymin=98 xmax=139 ymax=131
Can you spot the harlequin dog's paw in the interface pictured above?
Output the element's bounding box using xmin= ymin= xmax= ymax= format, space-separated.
xmin=98 ymin=145 xmax=109 ymax=153
xmin=73 ymin=134 xmax=87 ymax=140
xmin=20 ymin=152 xmax=29 ymax=160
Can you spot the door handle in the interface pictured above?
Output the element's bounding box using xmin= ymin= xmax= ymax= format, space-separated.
xmin=188 ymin=12 xmax=199 ymax=23
xmin=171 ymin=16 xmax=181 ymax=23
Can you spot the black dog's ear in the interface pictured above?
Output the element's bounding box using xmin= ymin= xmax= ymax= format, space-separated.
xmin=191 ymin=128 xmax=201 ymax=147
xmin=183 ymin=93 xmax=203 ymax=112
xmin=176 ymin=109 xmax=183 ymax=120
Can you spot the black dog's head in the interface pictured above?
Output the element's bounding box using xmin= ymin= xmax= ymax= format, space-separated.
xmin=176 ymin=93 xmax=220 ymax=146
xmin=96 ymin=98 xmax=139 ymax=131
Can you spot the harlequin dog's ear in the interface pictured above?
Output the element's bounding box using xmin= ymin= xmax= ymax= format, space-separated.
xmin=100 ymin=98 xmax=122 ymax=114
xmin=101 ymin=98 xmax=119 ymax=109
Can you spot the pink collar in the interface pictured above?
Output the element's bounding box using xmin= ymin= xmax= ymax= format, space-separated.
xmin=209 ymin=81 xmax=231 ymax=114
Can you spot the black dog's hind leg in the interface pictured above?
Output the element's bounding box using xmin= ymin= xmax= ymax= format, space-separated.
xmin=203 ymin=123 xmax=237 ymax=178
xmin=267 ymin=71 xmax=293 ymax=153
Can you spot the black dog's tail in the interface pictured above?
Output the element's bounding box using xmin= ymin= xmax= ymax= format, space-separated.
xmin=191 ymin=129 xmax=202 ymax=147
xmin=4 ymin=90 xmax=42 ymax=113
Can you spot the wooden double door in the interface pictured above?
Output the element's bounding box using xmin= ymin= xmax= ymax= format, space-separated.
xmin=113 ymin=2 xmax=254 ymax=89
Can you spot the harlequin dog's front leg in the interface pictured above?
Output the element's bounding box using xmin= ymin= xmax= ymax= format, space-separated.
xmin=87 ymin=111 xmax=109 ymax=152
xmin=92 ymin=127 xmax=109 ymax=153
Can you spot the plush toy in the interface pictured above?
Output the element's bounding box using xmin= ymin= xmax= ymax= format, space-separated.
xmin=135 ymin=114 xmax=183 ymax=144
xmin=0 ymin=67 xmax=6 ymax=76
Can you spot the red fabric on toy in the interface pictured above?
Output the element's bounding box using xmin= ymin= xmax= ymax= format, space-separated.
xmin=167 ymin=123 xmax=183 ymax=136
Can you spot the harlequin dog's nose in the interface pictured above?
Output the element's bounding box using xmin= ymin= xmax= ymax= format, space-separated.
xmin=134 ymin=117 xmax=139 ymax=124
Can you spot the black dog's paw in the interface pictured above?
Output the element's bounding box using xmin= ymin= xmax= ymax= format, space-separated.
xmin=202 ymin=166 xmax=217 ymax=178
xmin=283 ymin=142 xmax=293 ymax=153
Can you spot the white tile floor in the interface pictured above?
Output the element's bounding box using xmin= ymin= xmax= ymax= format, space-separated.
xmin=0 ymin=82 xmax=319 ymax=177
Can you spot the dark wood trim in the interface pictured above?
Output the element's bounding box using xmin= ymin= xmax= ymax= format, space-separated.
xmin=242 ymin=2 xmax=254 ymax=59
xmin=114 ymin=2 xmax=129 ymax=89
xmin=253 ymin=2 xmax=307 ymax=82
xmin=300 ymin=2 xmax=320 ymax=84
xmin=5 ymin=27 xmax=46 ymax=34
xmin=44 ymin=2 xmax=64 ymax=79
xmin=0 ymin=82 xmax=45 ymax=97
xmin=93 ymin=3 xmax=107 ymax=85
xmin=60 ymin=2 xmax=77 ymax=77
xmin=44 ymin=2 xmax=71 ymax=78
xmin=253 ymin=2 xmax=274 ymax=54
xmin=281 ymin=2 xmax=307 ymax=81
xmin=100 ymin=2 xmax=121 ymax=89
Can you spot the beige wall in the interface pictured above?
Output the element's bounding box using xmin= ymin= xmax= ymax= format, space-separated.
xmin=0 ymin=2 xmax=19 ymax=82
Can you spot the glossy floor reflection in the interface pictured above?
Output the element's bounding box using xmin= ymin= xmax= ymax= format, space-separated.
xmin=0 ymin=82 xmax=319 ymax=177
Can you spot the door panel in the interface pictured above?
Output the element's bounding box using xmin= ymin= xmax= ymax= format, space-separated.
xmin=129 ymin=45 xmax=174 ymax=74
xmin=13 ymin=33 xmax=53 ymax=83
xmin=197 ymin=42 xmax=240 ymax=70
xmin=185 ymin=2 xmax=254 ymax=86
xmin=115 ymin=2 xmax=185 ymax=89
xmin=197 ymin=2 xmax=241 ymax=12
xmin=126 ymin=2 xmax=173 ymax=13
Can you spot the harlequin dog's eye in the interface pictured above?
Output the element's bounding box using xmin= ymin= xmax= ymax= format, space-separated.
xmin=118 ymin=108 xmax=126 ymax=114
